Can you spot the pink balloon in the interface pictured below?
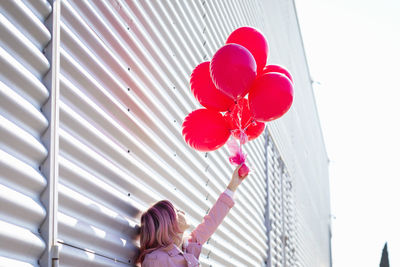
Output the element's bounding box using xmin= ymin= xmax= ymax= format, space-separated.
xmin=262 ymin=64 xmax=293 ymax=83
xmin=190 ymin=62 xmax=235 ymax=112
xmin=210 ymin=44 xmax=257 ymax=101
xmin=226 ymin=27 xmax=269 ymax=75
xmin=182 ymin=109 xmax=230 ymax=152
xmin=249 ymin=72 xmax=294 ymax=122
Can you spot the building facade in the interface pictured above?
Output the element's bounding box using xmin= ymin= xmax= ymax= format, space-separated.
xmin=0 ymin=0 xmax=331 ymax=266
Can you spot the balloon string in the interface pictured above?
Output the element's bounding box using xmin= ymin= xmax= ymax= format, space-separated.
xmin=232 ymin=101 xmax=241 ymax=130
xmin=242 ymin=118 xmax=254 ymax=131
xmin=238 ymin=101 xmax=243 ymax=131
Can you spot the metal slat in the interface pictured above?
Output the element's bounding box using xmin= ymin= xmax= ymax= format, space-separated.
xmin=0 ymin=183 xmax=46 ymax=231
xmin=23 ymin=0 xmax=52 ymax=22
xmin=0 ymin=1 xmax=51 ymax=50
xmin=0 ymin=115 xmax=47 ymax=168
xmin=58 ymin=244 xmax=129 ymax=267
xmin=0 ymin=150 xmax=46 ymax=198
xmin=0 ymin=13 xmax=49 ymax=79
xmin=0 ymin=1 xmax=51 ymax=266
xmin=0 ymin=45 xmax=48 ymax=109
xmin=0 ymin=81 xmax=48 ymax=138
xmin=0 ymin=220 xmax=45 ymax=265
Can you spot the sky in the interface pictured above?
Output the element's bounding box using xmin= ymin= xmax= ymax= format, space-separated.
xmin=295 ymin=0 xmax=400 ymax=266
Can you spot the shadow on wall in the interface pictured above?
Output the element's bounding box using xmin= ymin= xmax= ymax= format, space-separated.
xmin=57 ymin=197 xmax=141 ymax=266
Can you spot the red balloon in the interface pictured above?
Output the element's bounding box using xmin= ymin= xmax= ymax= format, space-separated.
xmin=182 ymin=109 xmax=230 ymax=152
xmin=226 ymin=27 xmax=269 ymax=75
xmin=210 ymin=44 xmax=257 ymax=100
xmin=249 ymin=72 xmax=294 ymax=122
xmin=190 ymin=62 xmax=235 ymax=112
xmin=244 ymin=120 xmax=265 ymax=141
xmin=262 ymin=64 xmax=293 ymax=83
xmin=224 ymin=98 xmax=265 ymax=141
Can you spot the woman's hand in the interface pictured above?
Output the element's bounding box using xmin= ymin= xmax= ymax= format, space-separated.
xmin=227 ymin=164 xmax=248 ymax=192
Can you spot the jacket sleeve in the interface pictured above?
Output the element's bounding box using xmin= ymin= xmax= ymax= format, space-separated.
xmin=189 ymin=192 xmax=235 ymax=245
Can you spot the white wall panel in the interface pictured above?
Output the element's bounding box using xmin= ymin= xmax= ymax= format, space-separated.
xmin=0 ymin=0 xmax=52 ymax=266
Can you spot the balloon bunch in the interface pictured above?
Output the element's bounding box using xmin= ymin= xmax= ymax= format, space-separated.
xmin=182 ymin=27 xmax=294 ymax=178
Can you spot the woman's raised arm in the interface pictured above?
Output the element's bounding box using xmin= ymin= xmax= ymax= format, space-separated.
xmin=189 ymin=165 xmax=246 ymax=244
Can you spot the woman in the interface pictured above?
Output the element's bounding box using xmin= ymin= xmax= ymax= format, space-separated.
xmin=137 ymin=165 xmax=246 ymax=266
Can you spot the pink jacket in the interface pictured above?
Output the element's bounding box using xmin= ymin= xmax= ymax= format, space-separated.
xmin=141 ymin=192 xmax=235 ymax=267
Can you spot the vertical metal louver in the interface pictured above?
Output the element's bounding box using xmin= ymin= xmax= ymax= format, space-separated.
xmin=266 ymin=132 xmax=298 ymax=267
xmin=0 ymin=0 xmax=52 ymax=266
xmin=281 ymin=168 xmax=297 ymax=267
xmin=266 ymin=134 xmax=284 ymax=267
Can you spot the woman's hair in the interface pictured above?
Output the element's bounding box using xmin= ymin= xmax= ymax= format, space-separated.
xmin=136 ymin=200 xmax=181 ymax=264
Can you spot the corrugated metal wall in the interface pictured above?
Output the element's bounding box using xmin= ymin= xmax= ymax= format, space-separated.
xmin=57 ymin=0 xmax=268 ymax=266
xmin=0 ymin=0 xmax=52 ymax=266
xmin=1 ymin=0 xmax=331 ymax=267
